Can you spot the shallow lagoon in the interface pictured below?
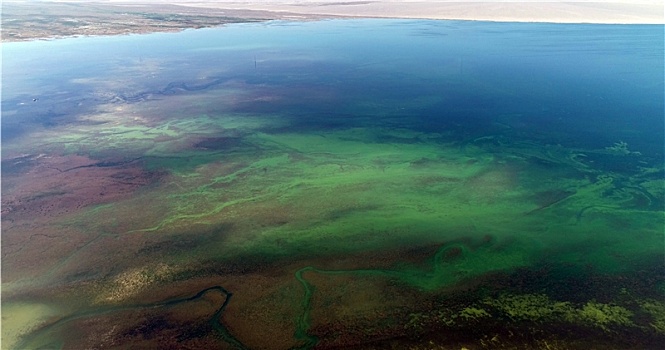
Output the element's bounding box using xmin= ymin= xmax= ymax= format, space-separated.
xmin=2 ymin=19 xmax=664 ymax=349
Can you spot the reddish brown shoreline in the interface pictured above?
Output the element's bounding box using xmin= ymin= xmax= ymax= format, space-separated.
xmin=1 ymin=2 xmax=338 ymax=42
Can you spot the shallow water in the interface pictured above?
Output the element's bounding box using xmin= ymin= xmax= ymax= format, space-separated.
xmin=2 ymin=19 xmax=664 ymax=349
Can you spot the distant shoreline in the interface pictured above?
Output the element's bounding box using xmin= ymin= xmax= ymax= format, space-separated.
xmin=3 ymin=1 xmax=663 ymax=42
xmin=173 ymin=1 xmax=664 ymax=25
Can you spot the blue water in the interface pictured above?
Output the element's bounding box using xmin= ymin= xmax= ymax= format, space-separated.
xmin=3 ymin=20 xmax=663 ymax=155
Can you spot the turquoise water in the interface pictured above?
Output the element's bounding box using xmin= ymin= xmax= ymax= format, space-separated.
xmin=2 ymin=20 xmax=664 ymax=349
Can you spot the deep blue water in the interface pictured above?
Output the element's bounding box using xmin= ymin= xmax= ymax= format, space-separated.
xmin=3 ymin=20 xmax=663 ymax=156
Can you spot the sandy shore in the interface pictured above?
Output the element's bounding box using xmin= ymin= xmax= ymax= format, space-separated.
xmin=5 ymin=1 xmax=661 ymax=41
xmin=114 ymin=1 xmax=664 ymax=24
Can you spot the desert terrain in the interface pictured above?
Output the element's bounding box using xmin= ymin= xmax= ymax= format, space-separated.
xmin=3 ymin=1 xmax=663 ymax=41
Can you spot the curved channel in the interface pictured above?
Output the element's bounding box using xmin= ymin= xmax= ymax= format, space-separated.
xmin=292 ymin=242 xmax=472 ymax=349
xmin=14 ymin=285 xmax=248 ymax=350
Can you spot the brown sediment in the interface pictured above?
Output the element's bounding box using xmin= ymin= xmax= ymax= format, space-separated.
xmin=1 ymin=154 xmax=163 ymax=222
xmin=0 ymin=224 xmax=93 ymax=284
xmin=7 ymin=237 xmax=664 ymax=349
xmin=306 ymin=273 xmax=415 ymax=348
xmin=218 ymin=242 xmax=457 ymax=348
xmin=1 ymin=2 xmax=337 ymax=42
xmin=220 ymin=274 xmax=302 ymax=349
xmin=1 ymin=153 xmax=165 ymax=282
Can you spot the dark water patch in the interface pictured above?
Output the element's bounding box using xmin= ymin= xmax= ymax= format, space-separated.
xmin=117 ymin=77 xmax=234 ymax=102
xmin=258 ymin=113 xmax=367 ymax=135
xmin=137 ymin=223 xmax=235 ymax=256
xmin=325 ymin=205 xmax=380 ymax=221
xmin=62 ymin=269 xmax=106 ymax=284
xmin=620 ymin=186 xmax=661 ymax=211
xmin=121 ymin=316 xmax=214 ymax=343
xmin=439 ymin=245 xmax=464 ymax=262
xmin=409 ymin=157 xmax=441 ymax=168
xmin=24 ymin=190 xmax=69 ymax=202
xmin=1 ymin=154 xmax=42 ymax=176
xmin=175 ymin=320 xmax=215 ymax=342
xmin=193 ymin=136 xmax=244 ymax=151
xmin=597 ymin=177 xmax=663 ymax=211
xmin=197 ymin=255 xmax=281 ymax=276
xmin=124 ymin=315 xmax=172 ymax=340
xmin=1 ymin=91 xmax=115 ymax=143
xmin=581 ymin=153 xmax=652 ymax=174
xmin=494 ymin=253 xmax=665 ymax=303
xmin=489 ymin=264 xmax=597 ymax=303
xmin=526 ymin=189 xmax=576 ymax=214
xmin=374 ymin=133 xmax=422 ymax=144
xmin=143 ymin=152 xmax=246 ymax=173
xmin=406 ymin=318 xmax=665 ymax=350
xmin=54 ymin=157 xmax=144 ymax=173
xmin=575 ymin=205 xmax=599 ymax=223
xmin=411 ymin=109 xmax=497 ymax=141
xmin=137 ymin=237 xmax=202 ymax=256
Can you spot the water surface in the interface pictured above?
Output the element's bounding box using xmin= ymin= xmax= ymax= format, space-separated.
xmin=2 ymin=19 xmax=664 ymax=349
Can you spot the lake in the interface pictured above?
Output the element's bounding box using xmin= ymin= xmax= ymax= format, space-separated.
xmin=2 ymin=19 xmax=664 ymax=349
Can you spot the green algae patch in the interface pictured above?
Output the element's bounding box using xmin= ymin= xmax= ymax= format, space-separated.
xmin=576 ymin=302 xmax=634 ymax=331
xmin=406 ymin=292 xmax=653 ymax=341
xmin=459 ymin=307 xmax=491 ymax=321
xmin=47 ymin=117 xmax=663 ymax=287
xmin=483 ymin=294 xmax=576 ymax=323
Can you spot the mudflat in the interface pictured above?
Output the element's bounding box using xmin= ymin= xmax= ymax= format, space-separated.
xmin=1 ymin=1 xmax=333 ymax=42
